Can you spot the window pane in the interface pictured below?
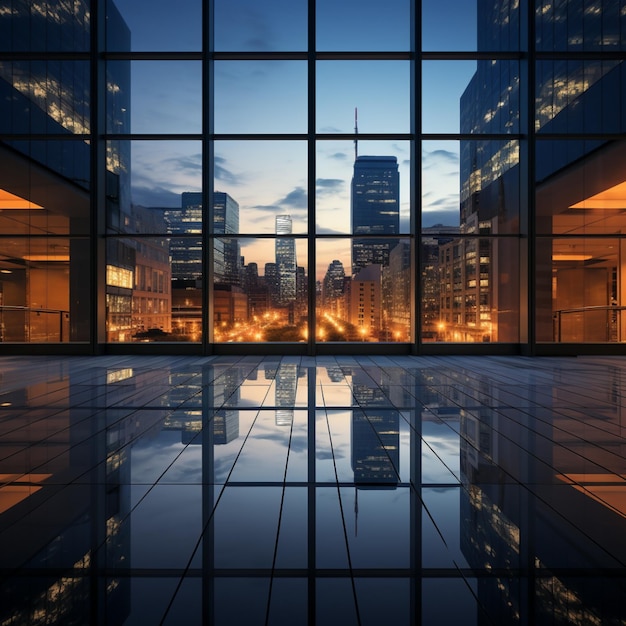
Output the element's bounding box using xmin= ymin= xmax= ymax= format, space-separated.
xmin=214 ymin=141 xmax=307 ymax=235
xmin=421 ymin=237 xmax=519 ymax=343
xmin=0 ymin=61 xmax=90 ymax=135
xmin=317 ymin=140 xmax=410 ymax=236
xmin=317 ymin=62 xmax=411 ymax=134
xmin=536 ymin=60 xmax=624 ymax=134
xmin=535 ymin=0 xmax=625 ymax=52
xmin=317 ymin=0 xmax=411 ymax=52
xmin=424 ymin=61 xmax=519 ymax=134
xmin=214 ymin=61 xmax=307 ymax=134
xmin=106 ymin=62 xmax=202 ymax=134
xmin=0 ymin=140 xmax=90 ymax=236
xmin=422 ymin=0 xmax=477 ymax=51
xmin=106 ymin=237 xmax=185 ymax=343
xmin=538 ymin=238 xmax=623 ymax=343
xmin=216 ymin=238 xmax=308 ymax=343
xmin=106 ymin=140 xmax=202 ymax=235
xmin=536 ymin=138 xmax=626 ymax=344
xmin=0 ymin=237 xmax=89 ymax=342
xmin=214 ymin=0 xmax=307 ymax=52
xmin=536 ymin=138 xmax=626 ymax=236
xmin=0 ymin=1 xmax=90 ymax=53
xmin=106 ymin=0 xmax=202 ymax=52
xmin=317 ymin=238 xmax=411 ymax=343
xmin=423 ymin=140 xmax=520 ymax=235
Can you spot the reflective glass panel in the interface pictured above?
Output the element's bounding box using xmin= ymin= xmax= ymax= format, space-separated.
xmin=423 ymin=60 xmax=519 ymax=134
xmin=214 ymin=0 xmax=307 ymax=52
xmin=215 ymin=238 xmax=308 ymax=343
xmin=106 ymin=0 xmax=202 ymax=51
xmin=105 ymin=140 xmax=202 ymax=235
xmin=317 ymin=62 xmax=411 ymax=134
xmin=0 ymin=61 xmax=90 ymax=135
xmin=0 ymin=236 xmax=89 ymax=342
xmin=0 ymin=1 xmax=90 ymax=53
xmin=214 ymin=62 xmax=307 ymax=134
xmin=316 ymin=140 xmax=410 ymax=235
xmin=214 ymin=141 xmax=307 ymax=235
xmin=535 ymin=0 xmax=625 ymax=52
xmin=536 ymin=60 xmax=624 ymax=134
xmin=316 ymin=238 xmax=412 ymax=343
xmin=106 ymin=61 xmax=202 ymax=135
xmin=316 ymin=0 xmax=411 ymax=51
xmin=421 ymin=237 xmax=519 ymax=343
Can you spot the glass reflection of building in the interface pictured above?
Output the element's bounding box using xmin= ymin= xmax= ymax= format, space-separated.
xmin=459 ymin=366 xmax=626 ymax=624
xmin=349 ymin=369 xmax=400 ymax=487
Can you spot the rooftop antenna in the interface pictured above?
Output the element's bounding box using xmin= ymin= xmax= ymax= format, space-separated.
xmin=354 ymin=107 xmax=358 ymax=161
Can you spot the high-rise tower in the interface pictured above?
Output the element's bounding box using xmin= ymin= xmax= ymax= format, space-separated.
xmin=351 ymin=156 xmax=400 ymax=275
xmin=275 ymin=215 xmax=296 ymax=305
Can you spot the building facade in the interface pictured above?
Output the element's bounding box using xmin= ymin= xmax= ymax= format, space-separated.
xmin=1 ymin=1 xmax=626 ymax=354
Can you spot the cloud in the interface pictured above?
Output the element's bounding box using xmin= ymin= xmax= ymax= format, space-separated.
xmin=330 ymin=152 xmax=348 ymax=160
xmin=316 ymin=225 xmax=349 ymax=235
xmin=278 ymin=186 xmax=307 ymax=209
xmin=131 ymin=185 xmax=181 ymax=208
xmin=215 ymin=156 xmax=241 ymax=185
xmin=316 ymin=178 xmax=345 ymax=197
xmin=422 ymin=149 xmax=458 ymax=167
xmin=163 ymin=153 xmax=202 ymax=172
xmin=316 ymin=178 xmax=344 ymax=189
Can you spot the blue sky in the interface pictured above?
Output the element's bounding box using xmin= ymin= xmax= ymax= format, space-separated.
xmin=112 ymin=0 xmax=480 ymax=275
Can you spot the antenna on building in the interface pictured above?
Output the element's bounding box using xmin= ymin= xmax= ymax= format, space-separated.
xmin=354 ymin=107 xmax=358 ymax=161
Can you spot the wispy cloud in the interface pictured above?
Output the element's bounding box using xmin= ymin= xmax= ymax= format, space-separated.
xmin=278 ymin=186 xmax=307 ymax=209
xmin=215 ymin=156 xmax=241 ymax=186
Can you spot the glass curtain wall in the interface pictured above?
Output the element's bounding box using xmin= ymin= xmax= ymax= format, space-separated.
xmin=2 ymin=1 xmax=626 ymax=352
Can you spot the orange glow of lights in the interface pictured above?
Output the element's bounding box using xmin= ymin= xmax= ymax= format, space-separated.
xmin=569 ymin=180 xmax=626 ymax=210
xmin=0 ymin=473 xmax=52 ymax=515
xmin=552 ymin=254 xmax=593 ymax=262
xmin=557 ymin=473 xmax=626 ymax=519
xmin=0 ymin=189 xmax=44 ymax=210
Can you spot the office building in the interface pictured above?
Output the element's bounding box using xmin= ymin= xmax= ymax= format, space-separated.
xmin=1 ymin=3 xmax=626 ymax=622
xmin=275 ymin=215 xmax=297 ymax=306
xmin=351 ymin=156 xmax=400 ymax=276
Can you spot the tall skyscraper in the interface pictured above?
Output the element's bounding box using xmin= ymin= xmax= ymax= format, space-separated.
xmin=213 ymin=191 xmax=241 ymax=286
xmin=165 ymin=191 xmax=240 ymax=284
xmin=275 ymin=215 xmax=296 ymax=305
xmin=351 ymin=156 xmax=400 ymax=275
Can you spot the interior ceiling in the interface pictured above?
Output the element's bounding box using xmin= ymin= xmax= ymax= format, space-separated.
xmin=537 ymin=138 xmax=626 ymax=237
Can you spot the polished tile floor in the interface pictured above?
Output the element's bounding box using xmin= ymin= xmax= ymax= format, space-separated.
xmin=0 ymin=354 xmax=625 ymax=625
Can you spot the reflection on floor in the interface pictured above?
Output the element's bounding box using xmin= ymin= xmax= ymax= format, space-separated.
xmin=0 ymin=354 xmax=625 ymax=625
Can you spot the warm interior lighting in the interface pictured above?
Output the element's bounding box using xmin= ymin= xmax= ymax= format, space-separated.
xmin=552 ymin=254 xmax=593 ymax=261
xmin=0 ymin=473 xmax=52 ymax=515
xmin=0 ymin=188 xmax=44 ymax=210
xmin=557 ymin=473 xmax=626 ymax=519
xmin=22 ymin=255 xmax=70 ymax=262
xmin=569 ymin=180 xmax=626 ymax=209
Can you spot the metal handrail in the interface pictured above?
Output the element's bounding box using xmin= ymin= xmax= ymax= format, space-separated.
xmin=0 ymin=305 xmax=70 ymax=342
xmin=553 ymin=305 xmax=626 ymax=342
